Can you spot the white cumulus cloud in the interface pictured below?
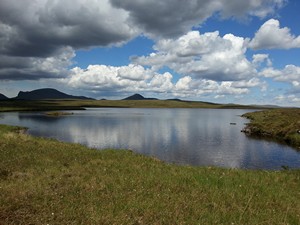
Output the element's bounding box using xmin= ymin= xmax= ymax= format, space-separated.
xmin=249 ymin=19 xmax=300 ymax=50
xmin=259 ymin=64 xmax=300 ymax=82
xmin=275 ymin=94 xmax=300 ymax=105
xmin=67 ymin=64 xmax=174 ymax=94
xmin=134 ymin=31 xmax=255 ymax=81
xmin=65 ymin=62 xmax=264 ymax=99
xmin=0 ymin=0 xmax=286 ymax=81
xmin=252 ymin=54 xmax=272 ymax=67
xmin=259 ymin=64 xmax=300 ymax=94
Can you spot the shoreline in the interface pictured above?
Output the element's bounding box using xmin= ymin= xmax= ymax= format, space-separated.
xmin=241 ymin=109 xmax=300 ymax=150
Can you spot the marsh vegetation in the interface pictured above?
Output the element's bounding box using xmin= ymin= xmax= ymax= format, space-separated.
xmin=242 ymin=109 xmax=300 ymax=149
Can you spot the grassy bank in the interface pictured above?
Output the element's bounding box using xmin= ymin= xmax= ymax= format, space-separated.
xmin=0 ymin=124 xmax=299 ymax=224
xmin=0 ymin=100 xmax=85 ymax=112
xmin=242 ymin=109 xmax=300 ymax=149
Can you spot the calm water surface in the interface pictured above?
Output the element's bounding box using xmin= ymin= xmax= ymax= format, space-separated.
xmin=1 ymin=108 xmax=300 ymax=169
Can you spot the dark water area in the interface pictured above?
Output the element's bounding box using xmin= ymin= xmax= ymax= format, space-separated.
xmin=1 ymin=108 xmax=300 ymax=170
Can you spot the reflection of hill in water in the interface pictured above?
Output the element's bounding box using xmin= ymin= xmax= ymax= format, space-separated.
xmin=18 ymin=113 xmax=65 ymax=124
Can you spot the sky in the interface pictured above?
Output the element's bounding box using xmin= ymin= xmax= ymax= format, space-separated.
xmin=0 ymin=0 xmax=300 ymax=106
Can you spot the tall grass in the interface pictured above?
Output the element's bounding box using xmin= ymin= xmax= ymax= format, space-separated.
xmin=0 ymin=124 xmax=299 ymax=224
xmin=243 ymin=108 xmax=300 ymax=149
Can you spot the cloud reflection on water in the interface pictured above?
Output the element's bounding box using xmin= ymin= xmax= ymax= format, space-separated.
xmin=1 ymin=108 xmax=299 ymax=169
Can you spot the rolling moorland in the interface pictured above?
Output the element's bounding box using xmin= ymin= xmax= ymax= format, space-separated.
xmin=0 ymin=88 xmax=280 ymax=112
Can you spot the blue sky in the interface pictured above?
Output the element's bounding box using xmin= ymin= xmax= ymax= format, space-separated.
xmin=0 ymin=0 xmax=300 ymax=106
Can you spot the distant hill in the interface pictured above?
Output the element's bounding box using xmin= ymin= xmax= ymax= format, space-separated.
xmin=122 ymin=93 xmax=158 ymax=100
xmin=0 ymin=93 xmax=8 ymax=100
xmin=250 ymin=104 xmax=281 ymax=109
xmin=15 ymin=88 xmax=94 ymax=100
xmin=165 ymin=98 xmax=183 ymax=102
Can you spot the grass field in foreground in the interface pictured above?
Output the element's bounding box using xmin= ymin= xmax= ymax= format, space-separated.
xmin=0 ymin=124 xmax=299 ymax=224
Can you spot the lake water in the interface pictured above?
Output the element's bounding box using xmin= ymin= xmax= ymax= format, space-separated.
xmin=1 ymin=108 xmax=300 ymax=170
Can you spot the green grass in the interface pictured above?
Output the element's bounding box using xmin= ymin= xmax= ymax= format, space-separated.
xmin=0 ymin=100 xmax=85 ymax=112
xmin=0 ymin=124 xmax=300 ymax=224
xmin=243 ymin=108 xmax=300 ymax=149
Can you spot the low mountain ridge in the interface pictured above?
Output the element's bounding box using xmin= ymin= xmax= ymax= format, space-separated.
xmin=15 ymin=88 xmax=94 ymax=100
xmin=122 ymin=93 xmax=158 ymax=100
xmin=0 ymin=93 xmax=8 ymax=100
